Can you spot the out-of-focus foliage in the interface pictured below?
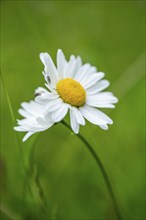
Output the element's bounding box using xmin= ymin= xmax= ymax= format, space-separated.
xmin=1 ymin=1 xmax=145 ymax=220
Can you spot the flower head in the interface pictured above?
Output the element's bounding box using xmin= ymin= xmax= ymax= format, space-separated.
xmin=14 ymin=49 xmax=118 ymax=141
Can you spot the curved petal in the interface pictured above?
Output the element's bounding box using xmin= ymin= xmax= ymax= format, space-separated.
xmin=40 ymin=52 xmax=58 ymax=84
xmin=79 ymin=105 xmax=113 ymax=127
xmin=45 ymin=82 xmax=55 ymax=92
xmin=70 ymin=108 xmax=79 ymax=134
xmin=44 ymin=98 xmax=63 ymax=115
xmin=57 ymin=49 xmax=67 ymax=79
xmin=23 ymin=131 xmax=35 ymax=142
xmin=76 ymin=56 xmax=82 ymax=71
xmin=42 ymin=70 xmax=51 ymax=84
xmin=100 ymin=124 xmax=108 ymax=130
xmin=74 ymin=64 xmax=91 ymax=82
xmin=18 ymin=109 xmax=31 ymax=118
xmin=86 ymin=80 xmax=110 ymax=95
xmin=68 ymin=56 xmax=83 ymax=78
xmin=51 ymin=103 xmax=68 ymax=123
xmin=21 ymin=101 xmax=44 ymax=116
xmin=17 ymin=118 xmax=44 ymax=131
xmin=34 ymin=87 xmax=48 ymax=95
xmin=14 ymin=126 xmax=27 ymax=131
xmin=63 ymin=57 xmax=78 ymax=78
xmin=35 ymin=88 xmax=59 ymax=105
xmin=75 ymin=68 xmax=104 ymax=89
xmin=86 ymin=92 xmax=118 ymax=108
xmin=81 ymin=73 xmax=100 ymax=88
xmin=36 ymin=116 xmax=53 ymax=126
xmin=72 ymin=107 xmax=85 ymax=126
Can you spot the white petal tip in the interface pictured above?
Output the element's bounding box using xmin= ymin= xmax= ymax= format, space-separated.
xmin=14 ymin=126 xmax=23 ymax=131
xmin=115 ymin=98 xmax=119 ymax=103
xmin=22 ymin=132 xmax=35 ymax=142
xmin=100 ymin=125 xmax=109 ymax=130
xmin=13 ymin=126 xmax=17 ymax=131
xmin=39 ymin=52 xmax=44 ymax=59
xmin=98 ymin=72 xmax=105 ymax=76
xmin=57 ymin=49 xmax=62 ymax=53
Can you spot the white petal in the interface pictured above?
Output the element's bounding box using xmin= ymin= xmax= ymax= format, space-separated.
xmin=90 ymin=66 xmax=97 ymax=73
xmin=92 ymin=72 xmax=105 ymax=81
xmin=76 ymin=56 xmax=82 ymax=71
xmin=36 ymin=116 xmax=53 ymax=126
xmin=35 ymin=90 xmax=59 ymax=104
xmin=20 ymin=103 xmax=37 ymax=116
xmin=71 ymin=56 xmax=83 ymax=78
xmin=42 ymin=70 xmax=51 ymax=84
xmin=21 ymin=101 xmax=43 ymax=116
xmin=52 ymin=103 xmax=68 ymax=123
xmin=74 ymin=64 xmax=91 ymax=82
xmin=100 ymin=124 xmax=108 ymax=130
xmin=72 ymin=107 xmax=85 ymax=126
xmin=79 ymin=105 xmax=112 ymax=126
xmin=63 ymin=58 xmax=77 ymax=78
xmin=64 ymin=55 xmax=83 ymax=79
xmin=81 ymin=74 xmax=99 ymax=88
xmin=44 ymin=98 xmax=63 ymax=115
xmin=40 ymin=53 xmax=48 ymax=66
xmin=70 ymin=55 xmax=76 ymax=61
xmin=86 ymin=92 xmax=118 ymax=108
xmin=17 ymin=118 xmax=50 ymax=132
xmin=23 ymin=132 xmax=35 ymax=142
xmin=64 ymin=55 xmax=82 ymax=78
xmin=45 ymin=82 xmax=55 ymax=91
xmin=14 ymin=126 xmax=27 ymax=131
xmin=91 ymin=108 xmax=113 ymax=124
xmin=34 ymin=87 xmax=48 ymax=95
xmin=86 ymin=80 xmax=110 ymax=95
xmin=40 ymin=52 xmax=58 ymax=84
xmin=57 ymin=49 xmax=67 ymax=79
xmin=75 ymin=68 xmax=103 ymax=89
xmin=18 ymin=109 xmax=31 ymax=118
xmin=70 ymin=108 xmax=79 ymax=134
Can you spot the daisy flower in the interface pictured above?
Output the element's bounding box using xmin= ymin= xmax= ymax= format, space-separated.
xmin=14 ymin=49 xmax=118 ymax=141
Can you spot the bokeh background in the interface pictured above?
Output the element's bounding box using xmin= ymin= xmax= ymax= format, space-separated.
xmin=1 ymin=1 xmax=145 ymax=220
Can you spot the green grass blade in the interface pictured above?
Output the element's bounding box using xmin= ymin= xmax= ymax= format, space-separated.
xmin=0 ymin=71 xmax=47 ymax=217
xmin=112 ymin=51 xmax=145 ymax=99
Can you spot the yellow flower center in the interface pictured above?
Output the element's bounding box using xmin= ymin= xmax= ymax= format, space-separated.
xmin=56 ymin=78 xmax=86 ymax=107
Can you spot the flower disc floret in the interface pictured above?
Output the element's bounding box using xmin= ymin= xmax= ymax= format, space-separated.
xmin=56 ymin=78 xmax=86 ymax=107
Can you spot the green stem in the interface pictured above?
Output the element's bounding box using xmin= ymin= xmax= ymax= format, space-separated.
xmin=61 ymin=120 xmax=122 ymax=220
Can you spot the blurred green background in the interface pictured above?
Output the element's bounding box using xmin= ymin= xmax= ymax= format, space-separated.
xmin=1 ymin=1 xmax=145 ymax=220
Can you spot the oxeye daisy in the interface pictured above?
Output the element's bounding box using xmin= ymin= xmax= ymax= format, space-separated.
xmin=14 ymin=49 xmax=118 ymax=141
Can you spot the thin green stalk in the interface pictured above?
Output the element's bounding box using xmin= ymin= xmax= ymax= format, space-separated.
xmin=0 ymin=72 xmax=27 ymax=170
xmin=61 ymin=120 xmax=122 ymax=220
xmin=1 ymin=73 xmax=47 ymax=214
xmin=0 ymin=72 xmax=39 ymax=215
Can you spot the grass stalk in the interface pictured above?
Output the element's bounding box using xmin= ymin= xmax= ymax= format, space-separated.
xmin=0 ymin=72 xmax=40 ymax=217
